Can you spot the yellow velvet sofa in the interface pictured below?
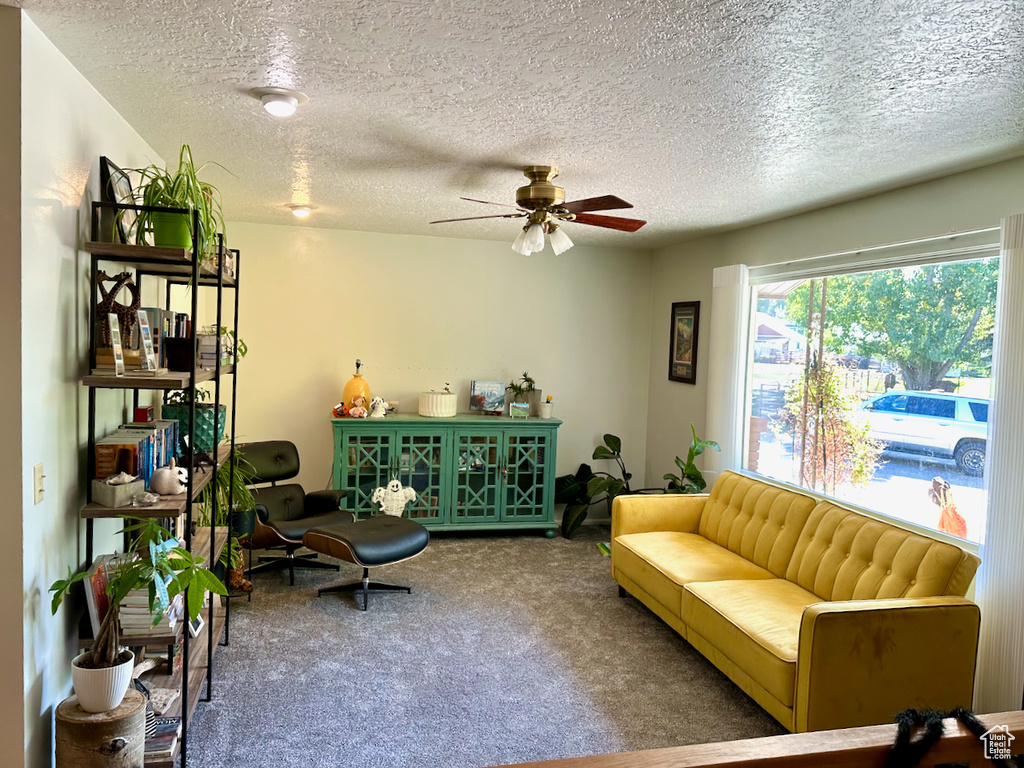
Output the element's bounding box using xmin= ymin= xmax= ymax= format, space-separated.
xmin=611 ymin=470 xmax=981 ymax=733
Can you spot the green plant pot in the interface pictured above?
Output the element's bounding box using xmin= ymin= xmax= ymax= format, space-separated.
xmin=161 ymin=403 xmax=226 ymax=452
xmin=150 ymin=210 xmax=193 ymax=249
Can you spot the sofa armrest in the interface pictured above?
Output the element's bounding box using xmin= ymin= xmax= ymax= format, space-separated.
xmin=611 ymin=493 xmax=708 ymax=539
xmin=794 ymin=597 xmax=980 ymax=732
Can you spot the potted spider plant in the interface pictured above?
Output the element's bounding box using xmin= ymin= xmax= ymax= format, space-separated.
xmin=121 ymin=144 xmax=225 ymax=263
xmin=49 ymin=518 xmax=226 ymax=712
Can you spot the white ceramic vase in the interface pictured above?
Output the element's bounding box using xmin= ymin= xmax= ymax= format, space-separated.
xmin=418 ymin=392 xmax=457 ymax=417
xmin=72 ymin=649 xmax=134 ymax=713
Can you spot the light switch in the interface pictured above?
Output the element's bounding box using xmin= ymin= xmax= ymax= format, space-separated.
xmin=33 ymin=463 xmax=44 ymax=504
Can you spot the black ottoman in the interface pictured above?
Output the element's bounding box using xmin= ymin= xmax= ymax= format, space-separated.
xmin=302 ymin=516 xmax=429 ymax=610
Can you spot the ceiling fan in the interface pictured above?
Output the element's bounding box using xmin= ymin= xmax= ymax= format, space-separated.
xmin=429 ymin=165 xmax=646 ymax=255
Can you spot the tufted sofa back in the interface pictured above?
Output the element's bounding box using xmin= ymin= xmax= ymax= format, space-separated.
xmin=699 ymin=472 xmax=818 ymax=578
xmin=785 ymin=501 xmax=980 ymax=599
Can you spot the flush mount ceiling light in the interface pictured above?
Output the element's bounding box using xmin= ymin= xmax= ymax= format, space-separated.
xmin=288 ymin=204 xmax=312 ymax=218
xmin=249 ymin=87 xmax=309 ymax=117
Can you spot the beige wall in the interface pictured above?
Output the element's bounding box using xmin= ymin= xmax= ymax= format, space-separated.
xmin=223 ymin=222 xmax=654 ymax=500
xmin=19 ymin=13 xmax=161 ymax=766
xmin=645 ymin=155 xmax=1024 ymax=486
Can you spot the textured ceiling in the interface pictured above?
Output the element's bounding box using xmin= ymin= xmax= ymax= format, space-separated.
xmin=13 ymin=0 xmax=1024 ymax=248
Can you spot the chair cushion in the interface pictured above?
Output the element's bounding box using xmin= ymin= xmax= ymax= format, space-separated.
xmin=241 ymin=440 xmax=300 ymax=482
xmin=304 ymin=516 xmax=429 ymax=567
xmin=683 ymin=579 xmax=820 ymax=708
xmin=268 ymin=510 xmax=354 ymax=543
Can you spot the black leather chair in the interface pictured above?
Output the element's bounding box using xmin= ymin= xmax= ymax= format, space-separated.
xmin=242 ymin=440 xmax=353 ymax=586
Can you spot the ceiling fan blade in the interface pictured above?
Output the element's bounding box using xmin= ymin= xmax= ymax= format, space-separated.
xmin=429 ymin=213 xmax=525 ymax=224
xmin=570 ymin=213 xmax=647 ymax=232
xmin=460 ymin=197 xmax=526 ymax=210
xmin=562 ymin=195 xmax=634 ymax=214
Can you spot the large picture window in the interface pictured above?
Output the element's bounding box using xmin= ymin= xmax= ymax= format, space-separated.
xmin=746 ymin=255 xmax=997 ymax=544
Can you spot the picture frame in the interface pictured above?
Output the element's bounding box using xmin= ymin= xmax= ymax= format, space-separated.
xmin=188 ymin=613 xmax=205 ymax=638
xmin=668 ymin=301 xmax=700 ymax=385
xmin=99 ymin=156 xmax=136 ymax=244
xmin=509 ymin=402 xmax=529 ymax=419
xmin=83 ymin=554 xmax=112 ymax=638
xmin=469 ymin=380 xmax=505 ymax=416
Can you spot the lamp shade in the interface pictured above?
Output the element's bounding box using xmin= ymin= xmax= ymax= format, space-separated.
xmin=511 ymin=228 xmax=531 ymax=255
xmin=524 ymin=223 xmax=545 ymax=253
xmin=548 ymin=226 xmax=574 ymax=255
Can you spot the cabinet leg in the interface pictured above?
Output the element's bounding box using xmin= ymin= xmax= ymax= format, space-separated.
xmin=544 ymin=528 xmax=556 ymax=539
xmin=618 ymin=585 xmax=627 ymax=598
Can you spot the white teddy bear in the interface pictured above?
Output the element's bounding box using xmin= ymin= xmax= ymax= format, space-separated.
xmin=371 ymin=479 xmax=417 ymax=517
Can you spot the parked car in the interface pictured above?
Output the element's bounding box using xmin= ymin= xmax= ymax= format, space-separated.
xmin=859 ymin=391 xmax=988 ymax=475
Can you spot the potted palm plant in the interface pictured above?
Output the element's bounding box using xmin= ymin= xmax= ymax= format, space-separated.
xmin=49 ymin=518 xmax=226 ymax=712
xmin=121 ymin=144 xmax=225 ymax=263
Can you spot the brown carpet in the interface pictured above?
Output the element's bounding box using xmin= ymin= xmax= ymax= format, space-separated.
xmin=187 ymin=524 xmax=784 ymax=767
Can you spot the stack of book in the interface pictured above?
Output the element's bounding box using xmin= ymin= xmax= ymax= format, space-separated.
xmin=94 ymin=419 xmax=179 ymax=491
xmin=196 ymin=333 xmax=228 ymax=369
xmin=144 ymin=716 xmax=182 ymax=762
xmin=119 ymin=590 xmax=183 ymax=637
xmin=92 ymin=347 xmax=168 ymax=376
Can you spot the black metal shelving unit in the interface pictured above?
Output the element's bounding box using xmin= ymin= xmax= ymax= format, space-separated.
xmin=82 ymin=200 xmax=241 ymax=768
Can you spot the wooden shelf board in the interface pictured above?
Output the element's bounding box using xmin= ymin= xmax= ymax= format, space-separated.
xmin=85 ymin=241 xmax=237 ymax=286
xmin=140 ymin=606 xmax=226 ymax=768
xmin=81 ymin=449 xmax=232 ymax=519
xmin=82 ymin=364 xmax=233 ymax=390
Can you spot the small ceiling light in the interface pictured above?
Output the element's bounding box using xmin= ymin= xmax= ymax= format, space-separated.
xmin=288 ymin=204 xmax=312 ymax=218
xmin=249 ymin=87 xmax=309 ymax=118
xmin=547 ymin=225 xmax=574 ymax=255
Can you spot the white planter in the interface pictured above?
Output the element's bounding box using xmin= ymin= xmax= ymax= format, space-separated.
xmin=72 ymin=649 xmax=134 ymax=713
xmin=539 ymin=402 xmax=554 ymax=419
xmin=418 ymin=391 xmax=457 ymax=417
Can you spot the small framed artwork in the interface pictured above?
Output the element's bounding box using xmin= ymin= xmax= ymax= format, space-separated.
xmin=669 ymin=301 xmax=700 ymax=385
xmin=99 ymin=156 xmax=136 ymax=244
xmin=509 ymin=402 xmax=529 ymax=419
xmin=469 ymin=380 xmax=505 ymax=416
xmin=188 ymin=613 xmax=205 ymax=638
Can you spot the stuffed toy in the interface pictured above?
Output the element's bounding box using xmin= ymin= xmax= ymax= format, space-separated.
xmin=369 ymin=396 xmax=388 ymax=418
xmin=332 ymin=402 xmax=349 ymax=418
xmin=371 ymin=479 xmax=417 ymax=517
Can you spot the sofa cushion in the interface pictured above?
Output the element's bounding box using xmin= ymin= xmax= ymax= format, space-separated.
xmin=786 ymin=501 xmax=982 ymax=600
xmin=698 ymin=472 xmax=818 ymax=578
xmin=684 ymin=579 xmax=820 ymax=708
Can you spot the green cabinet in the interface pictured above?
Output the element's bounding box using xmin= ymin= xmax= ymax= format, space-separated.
xmin=332 ymin=414 xmax=560 ymax=536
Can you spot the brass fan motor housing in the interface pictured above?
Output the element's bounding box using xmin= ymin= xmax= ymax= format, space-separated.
xmin=516 ymin=165 xmax=565 ymax=210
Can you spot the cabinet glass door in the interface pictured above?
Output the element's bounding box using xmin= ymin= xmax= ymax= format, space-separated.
xmin=502 ymin=432 xmax=550 ymax=521
xmin=451 ymin=431 xmax=502 ymax=523
xmin=340 ymin=431 xmax=394 ymax=516
xmin=396 ymin=430 xmax=447 ymax=524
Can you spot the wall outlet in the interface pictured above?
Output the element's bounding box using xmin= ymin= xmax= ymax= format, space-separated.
xmin=33 ymin=463 xmax=44 ymax=504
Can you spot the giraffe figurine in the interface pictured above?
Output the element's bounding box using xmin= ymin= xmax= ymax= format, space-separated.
xmin=96 ymin=270 xmax=141 ymax=348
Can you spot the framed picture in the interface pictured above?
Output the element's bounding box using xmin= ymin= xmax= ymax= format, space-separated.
xmin=469 ymin=380 xmax=505 ymax=416
xmin=83 ymin=555 xmax=112 ymax=638
xmin=188 ymin=613 xmax=205 ymax=638
xmin=669 ymin=301 xmax=700 ymax=385
xmin=99 ymin=156 xmax=136 ymax=244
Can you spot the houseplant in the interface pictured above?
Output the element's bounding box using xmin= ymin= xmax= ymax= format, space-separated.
xmin=121 ymin=144 xmax=225 ymax=262
xmin=506 ymin=371 xmax=544 ymax=416
xmin=162 ymin=387 xmax=226 ymax=453
xmin=556 ymin=433 xmax=634 ymax=538
xmin=663 ymin=423 xmax=720 ymax=494
xmin=198 ymin=450 xmax=257 ymax=592
xmin=49 ymin=518 xmax=226 ymax=712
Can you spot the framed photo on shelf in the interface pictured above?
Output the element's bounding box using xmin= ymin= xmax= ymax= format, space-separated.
xmin=188 ymin=613 xmax=205 ymax=638
xmin=469 ymin=380 xmax=505 ymax=416
xmin=99 ymin=156 xmax=136 ymax=244
xmin=668 ymin=301 xmax=700 ymax=385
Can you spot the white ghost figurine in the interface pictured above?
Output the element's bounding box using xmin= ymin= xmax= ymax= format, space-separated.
xmin=368 ymin=396 xmax=388 ymax=418
xmin=371 ymin=479 xmax=417 ymax=517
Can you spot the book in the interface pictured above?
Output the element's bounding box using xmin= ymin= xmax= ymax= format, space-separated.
xmin=94 ymin=436 xmax=144 ymax=480
xmin=83 ymin=555 xmax=111 ymax=637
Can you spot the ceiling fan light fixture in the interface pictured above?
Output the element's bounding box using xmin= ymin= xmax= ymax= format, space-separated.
xmin=249 ymin=87 xmax=309 ymax=118
xmin=511 ymin=227 xmax=532 ymax=255
xmin=524 ymin=223 xmax=545 ymax=253
xmin=548 ymin=225 xmax=574 ymax=255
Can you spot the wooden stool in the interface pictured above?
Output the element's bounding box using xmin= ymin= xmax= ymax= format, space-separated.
xmin=56 ymin=689 xmax=146 ymax=768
